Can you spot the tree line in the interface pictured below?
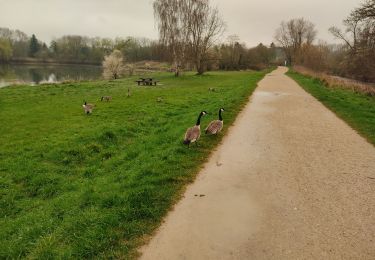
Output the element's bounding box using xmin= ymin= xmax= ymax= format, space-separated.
xmin=4 ymin=0 xmax=371 ymax=82
xmin=0 ymin=24 xmax=281 ymax=73
xmin=0 ymin=28 xmax=165 ymax=64
xmin=0 ymin=0 xmax=282 ymax=76
xmin=274 ymin=0 xmax=375 ymax=82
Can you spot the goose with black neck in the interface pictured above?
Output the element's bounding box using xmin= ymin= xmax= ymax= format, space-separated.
xmin=205 ymin=108 xmax=225 ymax=135
xmin=183 ymin=111 xmax=208 ymax=147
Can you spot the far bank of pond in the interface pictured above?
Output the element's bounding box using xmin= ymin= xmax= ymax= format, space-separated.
xmin=0 ymin=63 xmax=103 ymax=87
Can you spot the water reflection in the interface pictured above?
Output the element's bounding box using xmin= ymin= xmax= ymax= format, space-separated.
xmin=30 ymin=68 xmax=43 ymax=83
xmin=0 ymin=63 xmax=102 ymax=87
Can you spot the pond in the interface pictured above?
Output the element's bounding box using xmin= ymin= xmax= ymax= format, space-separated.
xmin=0 ymin=63 xmax=103 ymax=87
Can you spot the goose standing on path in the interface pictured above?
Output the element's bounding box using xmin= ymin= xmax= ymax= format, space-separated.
xmin=82 ymin=102 xmax=95 ymax=114
xmin=205 ymin=108 xmax=224 ymax=135
xmin=183 ymin=111 xmax=208 ymax=146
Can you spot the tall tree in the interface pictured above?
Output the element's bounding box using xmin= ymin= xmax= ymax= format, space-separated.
xmin=219 ymin=35 xmax=245 ymax=70
xmin=29 ymin=34 xmax=40 ymax=57
xmin=274 ymin=18 xmax=316 ymax=65
xmin=153 ymin=0 xmax=225 ymax=75
xmin=153 ymin=0 xmax=189 ymax=76
xmin=186 ymin=0 xmax=225 ymax=74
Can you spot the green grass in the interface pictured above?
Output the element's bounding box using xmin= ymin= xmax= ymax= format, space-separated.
xmin=0 ymin=70 xmax=268 ymax=258
xmin=287 ymin=70 xmax=375 ymax=145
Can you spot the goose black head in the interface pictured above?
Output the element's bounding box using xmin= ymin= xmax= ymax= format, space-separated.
xmin=220 ymin=108 xmax=225 ymax=112
xmin=201 ymin=111 xmax=208 ymax=116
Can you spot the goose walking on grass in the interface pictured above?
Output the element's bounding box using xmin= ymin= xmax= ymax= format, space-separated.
xmin=101 ymin=96 xmax=112 ymax=102
xmin=82 ymin=102 xmax=95 ymax=114
xmin=205 ymin=108 xmax=224 ymax=135
xmin=183 ymin=111 xmax=208 ymax=146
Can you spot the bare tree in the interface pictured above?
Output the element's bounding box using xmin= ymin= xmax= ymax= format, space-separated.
xmin=153 ymin=0 xmax=225 ymax=75
xmin=224 ymin=35 xmax=242 ymax=69
xmin=274 ymin=18 xmax=317 ymax=65
xmin=297 ymin=41 xmax=331 ymax=71
xmin=102 ymin=50 xmax=125 ymax=79
xmin=329 ymin=0 xmax=375 ymax=81
xmin=153 ymin=0 xmax=189 ymax=76
xmin=186 ymin=0 xmax=225 ymax=74
xmin=353 ymin=0 xmax=375 ymax=19
xmin=329 ymin=17 xmax=361 ymax=52
xmin=329 ymin=0 xmax=374 ymax=52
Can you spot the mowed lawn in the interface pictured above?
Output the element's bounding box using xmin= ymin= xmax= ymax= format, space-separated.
xmin=0 ymin=70 xmax=268 ymax=258
xmin=287 ymin=70 xmax=375 ymax=146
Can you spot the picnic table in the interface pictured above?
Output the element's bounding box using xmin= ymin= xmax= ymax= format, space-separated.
xmin=135 ymin=78 xmax=159 ymax=86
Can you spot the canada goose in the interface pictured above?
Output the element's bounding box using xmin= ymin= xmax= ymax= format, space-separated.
xmin=101 ymin=96 xmax=112 ymax=102
xmin=205 ymin=108 xmax=224 ymax=134
xmin=82 ymin=101 xmax=95 ymax=114
xmin=183 ymin=111 xmax=208 ymax=146
xmin=208 ymin=87 xmax=216 ymax=92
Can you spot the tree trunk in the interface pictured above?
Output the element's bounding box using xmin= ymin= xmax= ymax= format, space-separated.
xmin=174 ymin=61 xmax=180 ymax=77
xmin=175 ymin=64 xmax=180 ymax=77
xmin=197 ymin=65 xmax=205 ymax=75
xmin=196 ymin=58 xmax=205 ymax=75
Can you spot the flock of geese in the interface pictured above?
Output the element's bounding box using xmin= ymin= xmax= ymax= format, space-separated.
xmin=183 ymin=108 xmax=225 ymax=147
xmin=82 ymin=96 xmax=225 ymax=147
xmin=82 ymin=88 xmax=132 ymax=114
xmin=82 ymin=96 xmax=112 ymax=114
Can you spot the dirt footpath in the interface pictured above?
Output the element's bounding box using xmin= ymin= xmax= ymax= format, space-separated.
xmin=140 ymin=67 xmax=375 ymax=260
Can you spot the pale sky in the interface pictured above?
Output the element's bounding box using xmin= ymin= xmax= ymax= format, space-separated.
xmin=0 ymin=0 xmax=363 ymax=47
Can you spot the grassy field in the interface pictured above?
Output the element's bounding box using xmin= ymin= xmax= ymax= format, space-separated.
xmin=287 ymin=70 xmax=375 ymax=145
xmin=0 ymin=70 xmax=268 ymax=258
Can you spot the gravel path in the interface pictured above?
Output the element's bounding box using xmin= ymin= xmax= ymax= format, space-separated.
xmin=140 ymin=67 xmax=375 ymax=260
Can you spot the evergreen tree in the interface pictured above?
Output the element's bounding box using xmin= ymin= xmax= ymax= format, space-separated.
xmin=29 ymin=34 xmax=40 ymax=57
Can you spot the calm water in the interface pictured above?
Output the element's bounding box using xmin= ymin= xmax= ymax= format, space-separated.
xmin=0 ymin=63 xmax=102 ymax=87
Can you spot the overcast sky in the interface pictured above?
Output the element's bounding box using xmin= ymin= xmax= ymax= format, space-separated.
xmin=0 ymin=0 xmax=363 ymax=47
